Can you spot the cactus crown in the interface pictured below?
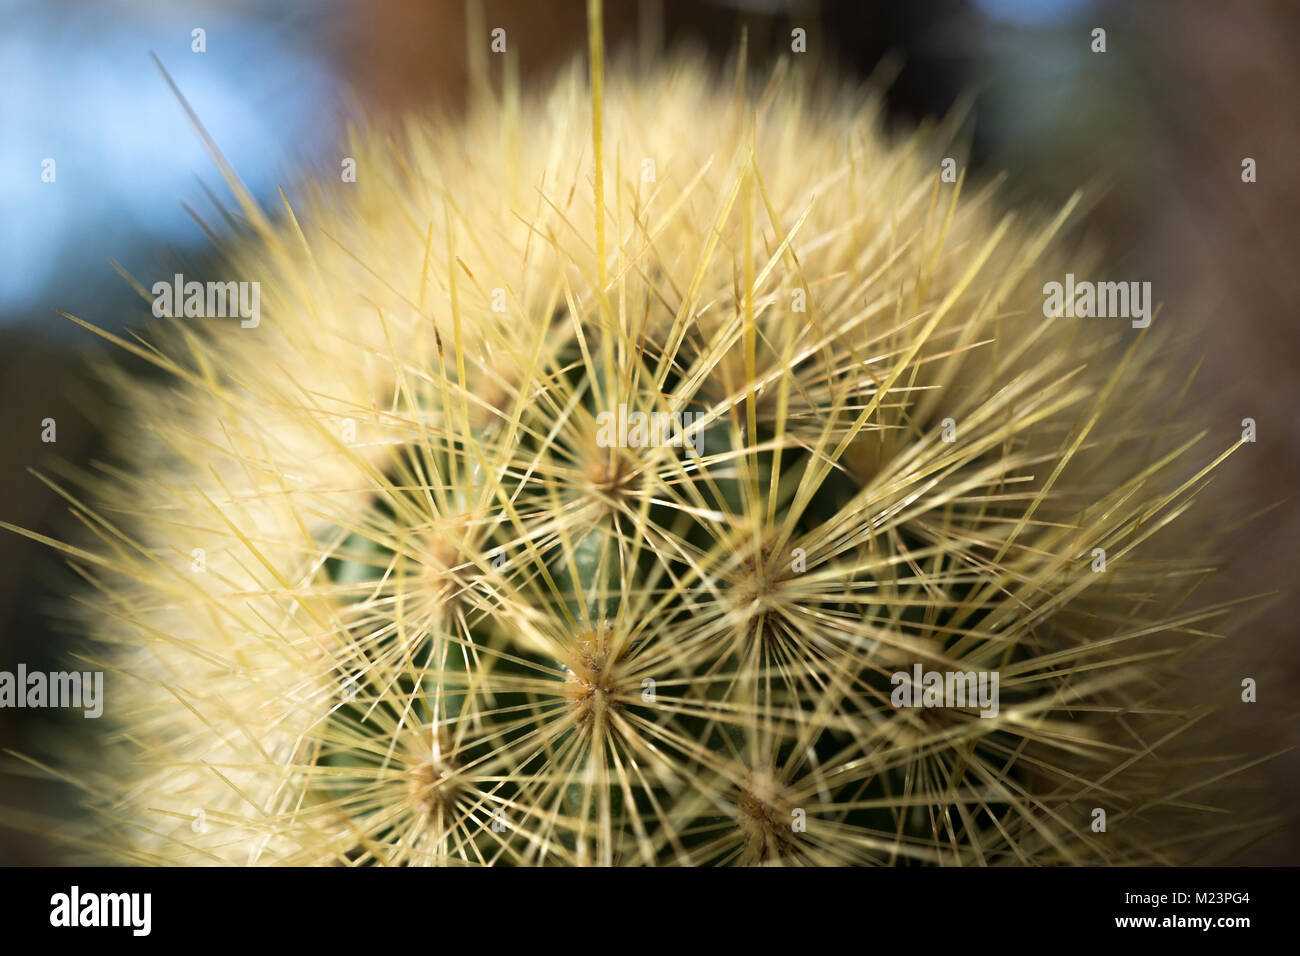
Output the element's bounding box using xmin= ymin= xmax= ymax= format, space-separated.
xmin=17 ymin=16 xmax=1258 ymax=867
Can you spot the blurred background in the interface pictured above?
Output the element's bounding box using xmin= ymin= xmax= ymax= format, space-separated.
xmin=1 ymin=0 xmax=1296 ymax=863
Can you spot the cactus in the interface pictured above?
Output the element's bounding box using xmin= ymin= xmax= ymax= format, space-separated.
xmin=6 ymin=10 xmax=1268 ymax=867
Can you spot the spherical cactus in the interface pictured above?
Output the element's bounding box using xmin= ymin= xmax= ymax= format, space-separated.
xmin=13 ymin=22 xmax=1263 ymax=867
